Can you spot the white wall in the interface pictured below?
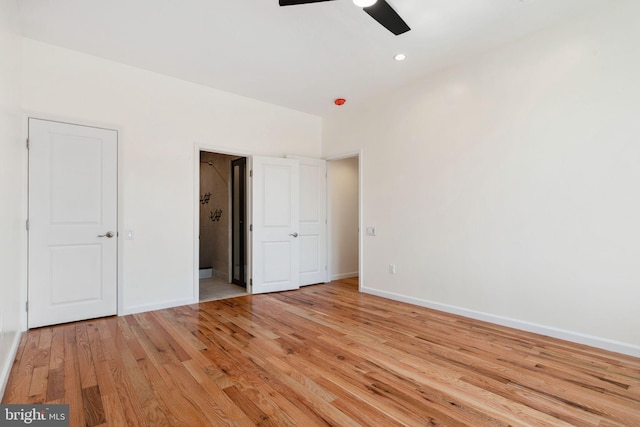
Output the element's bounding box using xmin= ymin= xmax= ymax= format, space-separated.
xmin=323 ymin=1 xmax=640 ymax=355
xmin=22 ymin=39 xmax=322 ymax=314
xmin=0 ymin=0 xmax=25 ymax=397
xmin=328 ymin=156 xmax=359 ymax=279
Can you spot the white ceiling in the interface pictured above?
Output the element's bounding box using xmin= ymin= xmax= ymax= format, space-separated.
xmin=18 ymin=0 xmax=608 ymax=117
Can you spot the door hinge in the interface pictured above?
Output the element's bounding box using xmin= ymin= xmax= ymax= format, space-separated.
xmin=250 ymin=224 xmax=253 ymax=232
xmin=250 ymin=278 xmax=252 ymax=286
xmin=26 ymin=138 xmax=29 ymax=150
xmin=25 ymin=301 xmax=28 ymax=312
xmin=26 ymin=219 xmax=30 ymax=230
xmin=250 ymin=169 xmax=253 ymax=178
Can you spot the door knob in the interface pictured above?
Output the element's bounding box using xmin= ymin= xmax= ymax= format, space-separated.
xmin=98 ymin=231 xmax=115 ymax=238
xmin=289 ymin=232 xmax=299 ymax=238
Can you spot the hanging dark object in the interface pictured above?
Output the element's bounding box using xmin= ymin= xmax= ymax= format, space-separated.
xmin=279 ymin=0 xmax=410 ymax=36
xmin=200 ymin=192 xmax=211 ymax=205
xmin=210 ymin=209 xmax=223 ymax=222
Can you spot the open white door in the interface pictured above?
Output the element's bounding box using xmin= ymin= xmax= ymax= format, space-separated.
xmin=293 ymin=157 xmax=327 ymax=286
xmin=251 ymin=156 xmax=300 ymax=294
xmin=28 ymin=119 xmax=118 ymax=328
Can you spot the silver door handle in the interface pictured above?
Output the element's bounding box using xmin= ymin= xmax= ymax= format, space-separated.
xmin=98 ymin=231 xmax=115 ymax=238
xmin=289 ymin=232 xmax=298 ymax=238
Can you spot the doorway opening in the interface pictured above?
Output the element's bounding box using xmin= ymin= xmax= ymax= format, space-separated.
xmin=327 ymin=154 xmax=361 ymax=289
xmin=199 ymin=151 xmax=247 ymax=301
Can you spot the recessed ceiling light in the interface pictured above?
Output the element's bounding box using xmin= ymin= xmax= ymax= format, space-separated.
xmin=353 ymin=0 xmax=377 ymax=8
xmin=394 ymin=53 xmax=407 ymax=61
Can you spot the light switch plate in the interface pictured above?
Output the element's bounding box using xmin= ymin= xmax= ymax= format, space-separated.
xmin=366 ymin=226 xmax=376 ymax=236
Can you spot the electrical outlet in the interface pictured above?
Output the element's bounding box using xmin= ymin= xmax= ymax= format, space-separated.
xmin=366 ymin=226 xmax=376 ymax=236
xmin=126 ymin=230 xmax=134 ymax=240
xmin=389 ymin=264 xmax=396 ymax=274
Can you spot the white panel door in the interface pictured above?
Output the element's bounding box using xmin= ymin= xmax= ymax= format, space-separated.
xmin=28 ymin=119 xmax=117 ymax=328
xmin=251 ymin=156 xmax=299 ymax=294
xmin=294 ymin=157 xmax=327 ymax=286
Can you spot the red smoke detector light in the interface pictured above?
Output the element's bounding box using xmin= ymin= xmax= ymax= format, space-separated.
xmin=334 ymin=98 xmax=346 ymax=106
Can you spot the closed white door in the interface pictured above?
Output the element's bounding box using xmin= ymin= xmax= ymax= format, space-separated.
xmin=294 ymin=157 xmax=327 ymax=286
xmin=28 ymin=119 xmax=118 ymax=328
xmin=251 ymin=156 xmax=300 ymax=294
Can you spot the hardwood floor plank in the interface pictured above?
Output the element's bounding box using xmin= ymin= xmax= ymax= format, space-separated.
xmin=48 ymin=325 xmax=65 ymax=370
xmin=82 ymin=385 xmax=107 ymax=427
xmin=181 ymin=358 xmax=256 ymax=427
xmin=99 ymin=393 xmax=128 ymax=427
xmin=85 ymin=320 xmax=117 ymax=399
xmin=223 ymin=385 xmax=283 ymax=427
xmin=33 ymin=327 xmax=51 ymax=368
xmin=3 ymin=279 xmax=640 ymax=426
xmin=76 ymin=323 xmax=98 ymax=389
xmin=45 ymin=367 xmax=65 ymax=402
xmin=109 ymin=319 xmax=151 ymax=427
xmin=27 ymin=365 xmax=48 ymax=403
xmin=63 ymin=324 xmax=87 ymax=427
xmin=136 ymin=355 xmax=201 ymax=426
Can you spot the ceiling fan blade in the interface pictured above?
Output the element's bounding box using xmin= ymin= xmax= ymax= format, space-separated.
xmin=279 ymin=0 xmax=336 ymax=5
xmin=363 ymin=0 xmax=410 ymax=35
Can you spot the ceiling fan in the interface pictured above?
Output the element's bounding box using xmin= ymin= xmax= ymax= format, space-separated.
xmin=279 ymin=0 xmax=410 ymax=36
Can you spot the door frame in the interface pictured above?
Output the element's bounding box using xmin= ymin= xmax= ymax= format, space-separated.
xmin=231 ymin=157 xmax=247 ymax=287
xmin=24 ymin=113 xmax=124 ymax=322
xmin=194 ymin=144 xmax=253 ymax=299
xmin=325 ymin=150 xmax=364 ymax=291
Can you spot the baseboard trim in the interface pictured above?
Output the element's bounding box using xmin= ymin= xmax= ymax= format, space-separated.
xmin=362 ymin=286 xmax=640 ymax=358
xmin=0 ymin=331 xmax=22 ymax=400
xmin=121 ymin=297 xmax=197 ymax=316
xmin=199 ymin=268 xmax=212 ymax=279
xmin=331 ymin=271 xmax=359 ymax=281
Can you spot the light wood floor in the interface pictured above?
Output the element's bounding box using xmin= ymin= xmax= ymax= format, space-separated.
xmin=3 ymin=278 xmax=640 ymax=426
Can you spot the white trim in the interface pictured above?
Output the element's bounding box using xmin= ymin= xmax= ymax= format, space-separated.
xmin=331 ymin=271 xmax=359 ymax=281
xmin=363 ymin=286 xmax=640 ymax=358
xmin=324 ymin=150 xmax=361 ymax=161
xmin=121 ymin=297 xmax=197 ymax=316
xmin=357 ymin=151 xmax=363 ymax=292
xmin=0 ymin=331 xmax=22 ymax=400
xmin=199 ymin=268 xmax=213 ymax=279
xmin=227 ymin=161 xmax=233 ymax=284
